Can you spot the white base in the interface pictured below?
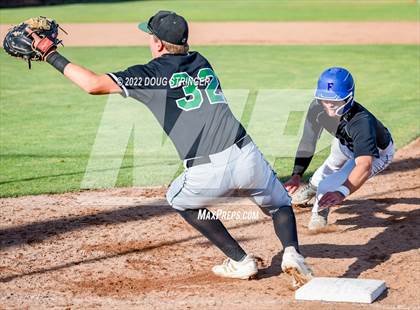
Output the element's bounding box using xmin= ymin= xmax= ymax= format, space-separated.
xmin=295 ymin=277 xmax=386 ymax=304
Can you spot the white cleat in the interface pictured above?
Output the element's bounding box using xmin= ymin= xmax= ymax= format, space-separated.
xmin=292 ymin=183 xmax=317 ymax=207
xmin=281 ymin=246 xmax=314 ymax=288
xmin=212 ymin=254 xmax=258 ymax=279
xmin=308 ymin=211 xmax=328 ymax=231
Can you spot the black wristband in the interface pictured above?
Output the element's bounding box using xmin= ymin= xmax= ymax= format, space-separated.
xmin=292 ymin=155 xmax=313 ymax=177
xmin=46 ymin=51 xmax=70 ymax=74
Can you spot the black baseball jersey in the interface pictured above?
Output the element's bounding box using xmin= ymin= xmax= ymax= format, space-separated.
xmin=292 ymin=100 xmax=392 ymax=176
xmin=108 ymin=52 xmax=246 ymax=160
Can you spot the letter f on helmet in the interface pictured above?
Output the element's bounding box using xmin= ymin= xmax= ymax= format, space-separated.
xmin=315 ymin=67 xmax=355 ymax=116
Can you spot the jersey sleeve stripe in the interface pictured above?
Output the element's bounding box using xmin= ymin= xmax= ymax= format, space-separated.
xmin=107 ymin=73 xmax=129 ymax=97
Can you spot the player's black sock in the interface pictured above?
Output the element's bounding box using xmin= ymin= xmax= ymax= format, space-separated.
xmin=271 ymin=205 xmax=300 ymax=253
xmin=177 ymin=208 xmax=247 ymax=262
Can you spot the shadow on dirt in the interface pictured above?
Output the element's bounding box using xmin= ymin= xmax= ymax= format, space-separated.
xmin=259 ymin=196 xmax=419 ymax=279
xmin=257 ymin=251 xmax=284 ymax=279
xmin=378 ymin=156 xmax=420 ymax=176
xmin=302 ymin=197 xmax=419 ymax=278
xmin=0 ymin=198 xmax=271 ymax=251
xmin=260 ymin=149 xmax=420 ymax=279
xmin=0 ymin=201 xmax=173 ymax=251
xmin=0 ymin=217 xmax=268 ymax=283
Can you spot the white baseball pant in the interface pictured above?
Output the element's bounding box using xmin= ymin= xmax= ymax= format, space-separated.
xmin=311 ymin=137 xmax=394 ymax=214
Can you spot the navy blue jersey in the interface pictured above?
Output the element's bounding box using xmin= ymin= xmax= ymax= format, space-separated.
xmin=292 ymin=100 xmax=392 ymax=176
xmin=108 ymin=52 xmax=246 ymax=160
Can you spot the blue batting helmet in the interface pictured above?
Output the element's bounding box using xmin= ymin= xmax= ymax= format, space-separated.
xmin=315 ymin=67 xmax=355 ymax=116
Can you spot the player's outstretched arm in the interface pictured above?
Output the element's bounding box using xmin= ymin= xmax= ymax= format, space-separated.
xmin=62 ymin=61 xmax=121 ymax=95
xmin=318 ymin=155 xmax=373 ymax=208
xmin=343 ymin=155 xmax=373 ymax=193
xmin=30 ymin=31 xmax=121 ymax=95
xmin=3 ymin=18 xmax=120 ymax=95
xmin=285 ymin=101 xmax=322 ymax=193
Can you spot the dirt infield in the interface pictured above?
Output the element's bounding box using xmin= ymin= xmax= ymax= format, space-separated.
xmin=0 ymin=138 xmax=419 ymax=309
xmin=1 ymin=22 xmax=419 ymax=46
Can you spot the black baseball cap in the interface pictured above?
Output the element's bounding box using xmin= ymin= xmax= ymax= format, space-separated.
xmin=138 ymin=11 xmax=188 ymax=45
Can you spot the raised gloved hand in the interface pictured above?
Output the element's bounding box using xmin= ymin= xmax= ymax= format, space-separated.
xmin=3 ymin=16 xmax=66 ymax=69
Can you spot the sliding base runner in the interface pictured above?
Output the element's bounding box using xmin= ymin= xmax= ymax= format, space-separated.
xmin=285 ymin=67 xmax=394 ymax=231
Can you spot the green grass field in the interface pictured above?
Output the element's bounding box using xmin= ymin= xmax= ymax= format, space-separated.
xmin=0 ymin=0 xmax=418 ymax=23
xmin=1 ymin=45 xmax=418 ymax=197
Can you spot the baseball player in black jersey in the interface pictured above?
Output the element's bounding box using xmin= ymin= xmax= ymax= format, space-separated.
xmin=285 ymin=67 xmax=394 ymax=230
xmin=28 ymin=11 xmax=312 ymax=286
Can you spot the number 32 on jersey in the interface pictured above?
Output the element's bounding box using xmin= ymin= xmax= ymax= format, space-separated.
xmin=169 ymin=68 xmax=226 ymax=111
